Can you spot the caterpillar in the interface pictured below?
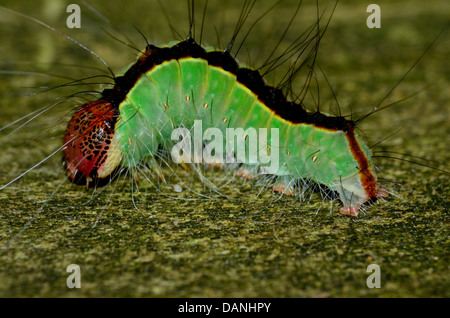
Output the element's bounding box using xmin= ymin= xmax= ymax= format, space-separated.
xmin=64 ymin=2 xmax=382 ymax=216
xmin=0 ymin=0 xmax=448 ymax=220
xmin=63 ymin=35 xmax=386 ymax=217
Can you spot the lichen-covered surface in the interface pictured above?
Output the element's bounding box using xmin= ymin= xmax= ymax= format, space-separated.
xmin=0 ymin=0 xmax=448 ymax=297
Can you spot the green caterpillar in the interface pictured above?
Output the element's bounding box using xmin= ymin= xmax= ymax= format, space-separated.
xmin=63 ymin=38 xmax=387 ymax=217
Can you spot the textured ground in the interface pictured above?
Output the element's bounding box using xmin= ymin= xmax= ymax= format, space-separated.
xmin=0 ymin=0 xmax=448 ymax=297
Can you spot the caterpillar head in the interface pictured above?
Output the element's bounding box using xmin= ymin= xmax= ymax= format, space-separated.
xmin=63 ymin=100 xmax=122 ymax=186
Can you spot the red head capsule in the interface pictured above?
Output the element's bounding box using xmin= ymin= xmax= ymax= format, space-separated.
xmin=63 ymin=100 xmax=122 ymax=186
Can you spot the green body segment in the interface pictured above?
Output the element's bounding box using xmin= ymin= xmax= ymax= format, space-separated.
xmin=115 ymin=57 xmax=370 ymax=189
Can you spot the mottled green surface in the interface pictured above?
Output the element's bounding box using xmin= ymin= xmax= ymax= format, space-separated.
xmin=0 ymin=0 xmax=448 ymax=297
